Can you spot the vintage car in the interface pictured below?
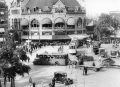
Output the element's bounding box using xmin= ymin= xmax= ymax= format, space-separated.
xmin=54 ymin=71 xmax=73 ymax=85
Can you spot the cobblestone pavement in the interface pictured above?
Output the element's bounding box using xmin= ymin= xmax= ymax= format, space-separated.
xmin=1 ymin=45 xmax=120 ymax=87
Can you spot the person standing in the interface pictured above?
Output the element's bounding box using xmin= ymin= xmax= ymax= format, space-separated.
xmin=83 ymin=66 xmax=85 ymax=75
xmin=52 ymin=77 xmax=56 ymax=87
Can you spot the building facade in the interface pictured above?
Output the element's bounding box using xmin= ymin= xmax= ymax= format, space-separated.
xmin=9 ymin=0 xmax=86 ymax=42
xmin=0 ymin=0 xmax=8 ymax=43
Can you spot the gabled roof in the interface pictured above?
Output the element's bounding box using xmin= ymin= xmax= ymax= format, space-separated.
xmin=25 ymin=0 xmax=81 ymax=9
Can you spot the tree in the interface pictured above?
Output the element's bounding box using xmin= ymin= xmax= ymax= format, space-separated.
xmin=95 ymin=14 xmax=120 ymax=41
xmin=0 ymin=31 xmax=31 ymax=87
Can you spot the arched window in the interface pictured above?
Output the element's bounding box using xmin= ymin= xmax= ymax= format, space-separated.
xmin=54 ymin=17 xmax=65 ymax=29
xmin=77 ymin=18 xmax=82 ymax=28
xmin=42 ymin=18 xmax=52 ymax=29
xmin=20 ymin=18 xmax=29 ymax=30
xmin=67 ymin=17 xmax=75 ymax=29
xmin=31 ymin=19 xmax=39 ymax=28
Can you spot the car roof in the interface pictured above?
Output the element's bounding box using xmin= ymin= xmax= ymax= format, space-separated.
xmin=54 ymin=71 xmax=67 ymax=74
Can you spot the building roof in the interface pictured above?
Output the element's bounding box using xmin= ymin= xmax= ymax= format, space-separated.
xmin=25 ymin=0 xmax=81 ymax=9
xmin=21 ymin=0 xmax=30 ymax=8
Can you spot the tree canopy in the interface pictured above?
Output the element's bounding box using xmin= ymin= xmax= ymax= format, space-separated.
xmin=95 ymin=13 xmax=120 ymax=40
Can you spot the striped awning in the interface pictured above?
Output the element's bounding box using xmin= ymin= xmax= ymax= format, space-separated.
xmin=52 ymin=35 xmax=71 ymax=40
xmin=67 ymin=18 xmax=75 ymax=25
xmin=42 ymin=18 xmax=52 ymax=24
xmin=55 ymin=18 xmax=65 ymax=24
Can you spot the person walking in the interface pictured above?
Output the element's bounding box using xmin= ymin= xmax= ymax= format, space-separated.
xmin=52 ymin=77 xmax=56 ymax=87
xmin=84 ymin=67 xmax=88 ymax=75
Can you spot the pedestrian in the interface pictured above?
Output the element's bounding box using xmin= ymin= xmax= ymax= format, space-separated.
xmin=0 ymin=80 xmax=2 ymax=87
xmin=92 ymin=62 xmax=95 ymax=66
xmin=52 ymin=77 xmax=56 ymax=87
xmin=29 ymin=77 xmax=32 ymax=86
xmin=33 ymin=82 xmax=36 ymax=87
xmin=83 ymin=66 xmax=85 ymax=75
xmin=84 ymin=67 xmax=88 ymax=75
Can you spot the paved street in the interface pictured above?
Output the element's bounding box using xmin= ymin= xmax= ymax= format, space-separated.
xmin=1 ymin=45 xmax=120 ymax=87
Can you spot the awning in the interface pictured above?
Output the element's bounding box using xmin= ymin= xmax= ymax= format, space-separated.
xmin=40 ymin=35 xmax=52 ymax=40
xmin=42 ymin=18 xmax=52 ymax=24
xmin=67 ymin=18 xmax=75 ymax=25
xmin=52 ymin=35 xmax=71 ymax=40
xmin=69 ymin=34 xmax=89 ymax=40
xmin=55 ymin=18 xmax=65 ymax=24
xmin=0 ymin=28 xmax=5 ymax=32
xmin=21 ymin=19 xmax=29 ymax=26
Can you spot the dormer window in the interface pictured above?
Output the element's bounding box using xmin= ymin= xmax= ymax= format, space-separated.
xmin=67 ymin=7 xmax=75 ymax=12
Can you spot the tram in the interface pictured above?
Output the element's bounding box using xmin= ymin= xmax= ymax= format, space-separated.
xmin=68 ymin=38 xmax=79 ymax=54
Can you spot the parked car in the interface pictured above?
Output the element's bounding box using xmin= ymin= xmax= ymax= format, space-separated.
xmin=54 ymin=71 xmax=73 ymax=85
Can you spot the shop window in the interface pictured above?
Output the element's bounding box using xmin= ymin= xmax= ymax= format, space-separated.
xmin=55 ymin=23 xmax=65 ymax=29
xmin=42 ymin=32 xmax=52 ymax=35
xmin=77 ymin=30 xmax=82 ymax=34
xmin=67 ymin=31 xmax=75 ymax=35
xmin=67 ymin=25 xmax=75 ymax=29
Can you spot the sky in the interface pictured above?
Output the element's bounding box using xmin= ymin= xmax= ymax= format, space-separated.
xmin=5 ymin=0 xmax=120 ymax=17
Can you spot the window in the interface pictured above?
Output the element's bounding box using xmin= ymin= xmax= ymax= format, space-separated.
xmin=31 ymin=32 xmax=39 ymax=35
xmin=31 ymin=19 xmax=39 ymax=27
xmin=77 ymin=30 xmax=82 ymax=34
xmin=42 ymin=32 xmax=52 ymax=35
xmin=23 ymin=31 xmax=29 ymax=35
xmin=11 ymin=9 xmax=20 ymax=14
xmin=77 ymin=18 xmax=82 ymax=28
xmin=43 ymin=6 xmax=51 ymax=12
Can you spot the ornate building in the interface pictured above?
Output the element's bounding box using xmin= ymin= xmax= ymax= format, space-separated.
xmin=0 ymin=0 xmax=8 ymax=43
xmin=9 ymin=0 xmax=86 ymax=42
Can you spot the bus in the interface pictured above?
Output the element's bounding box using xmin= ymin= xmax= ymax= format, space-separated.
xmin=33 ymin=53 xmax=68 ymax=65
